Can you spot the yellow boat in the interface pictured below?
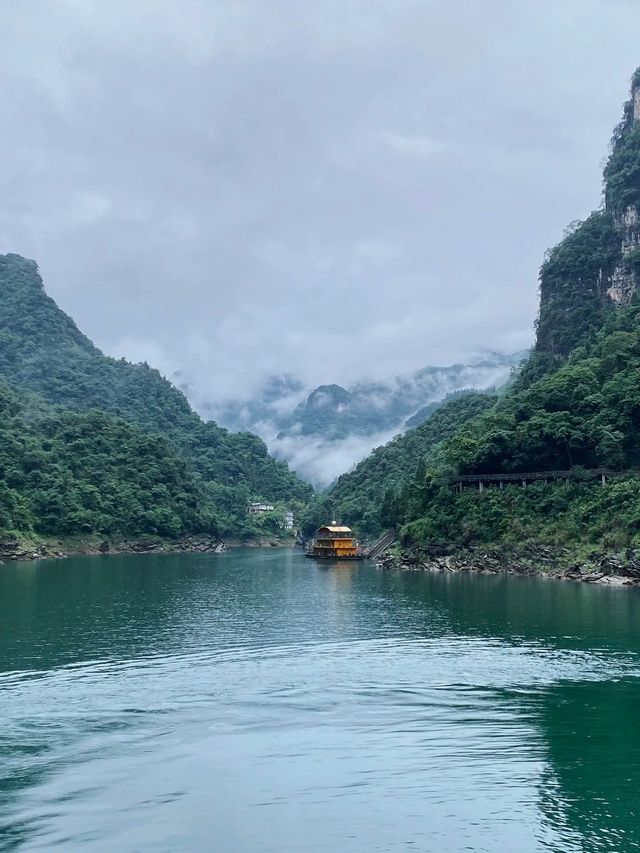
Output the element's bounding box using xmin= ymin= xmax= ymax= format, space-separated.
xmin=305 ymin=524 xmax=365 ymax=560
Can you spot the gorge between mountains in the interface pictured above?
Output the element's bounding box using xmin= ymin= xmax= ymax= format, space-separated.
xmin=0 ymin=253 xmax=521 ymax=558
xmin=3 ymin=68 xmax=640 ymax=571
xmin=5 ymin=11 xmax=640 ymax=853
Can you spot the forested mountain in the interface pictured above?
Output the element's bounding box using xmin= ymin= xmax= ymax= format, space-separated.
xmin=0 ymin=383 xmax=215 ymax=538
xmin=310 ymin=68 xmax=640 ymax=551
xmin=0 ymin=254 xmax=311 ymax=539
xmin=210 ymin=352 xmax=523 ymax=441
xmin=300 ymin=392 xmax=495 ymax=534
xmin=205 ymin=352 xmax=525 ymax=486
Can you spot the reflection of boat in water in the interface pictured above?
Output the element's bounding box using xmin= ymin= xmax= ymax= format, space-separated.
xmin=304 ymin=524 xmax=366 ymax=561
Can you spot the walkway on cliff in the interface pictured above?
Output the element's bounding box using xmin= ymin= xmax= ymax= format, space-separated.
xmin=450 ymin=467 xmax=640 ymax=492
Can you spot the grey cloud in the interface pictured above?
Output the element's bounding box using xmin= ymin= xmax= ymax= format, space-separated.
xmin=1 ymin=0 xmax=639 ymax=403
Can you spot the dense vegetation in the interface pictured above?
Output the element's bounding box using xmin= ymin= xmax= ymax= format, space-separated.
xmin=0 ymin=383 xmax=216 ymax=537
xmin=299 ymin=392 xmax=495 ymax=535
xmin=391 ymin=299 xmax=640 ymax=548
xmin=313 ymin=68 xmax=640 ymax=553
xmin=0 ymin=254 xmax=312 ymax=538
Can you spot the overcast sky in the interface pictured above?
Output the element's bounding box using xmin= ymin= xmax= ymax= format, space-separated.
xmin=1 ymin=0 xmax=640 ymax=403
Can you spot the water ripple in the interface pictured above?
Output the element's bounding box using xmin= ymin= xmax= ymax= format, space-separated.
xmin=2 ymin=551 xmax=640 ymax=852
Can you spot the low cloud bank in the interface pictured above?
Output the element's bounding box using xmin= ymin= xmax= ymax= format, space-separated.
xmin=269 ymin=429 xmax=400 ymax=490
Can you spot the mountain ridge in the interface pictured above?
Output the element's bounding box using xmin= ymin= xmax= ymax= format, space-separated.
xmin=204 ymin=351 xmax=526 ymax=486
xmin=303 ymin=66 xmax=640 ymax=553
xmin=0 ymin=253 xmax=311 ymax=539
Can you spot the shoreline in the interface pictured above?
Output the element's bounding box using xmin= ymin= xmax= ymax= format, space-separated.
xmin=7 ymin=532 xmax=637 ymax=589
xmin=376 ymin=543 xmax=640 ymax=587
xmin=0 ymin=533 xmax=297 ymax=564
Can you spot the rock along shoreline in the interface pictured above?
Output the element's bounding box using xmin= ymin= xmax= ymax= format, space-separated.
xmin=0 ymin=533 xmax=229 ymax=564
xmin=376 ymin=543 xmax=640 ymax=588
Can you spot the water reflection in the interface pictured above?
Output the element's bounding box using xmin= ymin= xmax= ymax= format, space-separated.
xmin=533 ymin=678 xmax=640 ymax=851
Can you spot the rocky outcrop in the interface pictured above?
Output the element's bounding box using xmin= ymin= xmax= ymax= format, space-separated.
xmin=377 ymin=544 xmax=640 ymax=587
xmin=536 ymin=71 xmax=640 ymax=358
xmin=608 ymin=205 xmax=640 ymax=304
xmin=111 ymin=535 xmax=224 ymax=555
xmin=0 ymin=535 xmax=65 ymax=562
xmin=0 ymin=533 xmax=226 ymax=564
xmin=606 ymin=74 xmax=640 ymax=305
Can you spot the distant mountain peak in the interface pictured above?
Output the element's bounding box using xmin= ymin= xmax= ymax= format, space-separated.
xmin=204 ymin=350 xmax=527 ymax=487
xmin=306 ymin=385 xmax=350 ymax=407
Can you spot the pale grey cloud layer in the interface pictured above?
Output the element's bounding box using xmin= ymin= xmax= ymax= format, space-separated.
xmin=1 ymin=0 xmax=639 ymax=401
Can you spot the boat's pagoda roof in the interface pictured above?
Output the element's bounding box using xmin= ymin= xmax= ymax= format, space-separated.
xmin=317 ymin=525 xmax=352 ymax=534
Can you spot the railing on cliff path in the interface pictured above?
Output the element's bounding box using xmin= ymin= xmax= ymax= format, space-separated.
xmin=450 ymin=467 xmax=640 ymax=492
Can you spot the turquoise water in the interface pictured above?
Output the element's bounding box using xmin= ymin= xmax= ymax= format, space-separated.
xmin=2 ymin=548 xmax=640 ymax=851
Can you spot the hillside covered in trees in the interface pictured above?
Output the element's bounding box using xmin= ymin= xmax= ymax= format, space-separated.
xmin=308 ymin=68 xmax=640 ymax=553
xmin=0 ymin=383 xmax=216 ymax=538
xmin=300 ymin=392 xmax=496 ymax=535
xmin=0 ymin=254 xmax=312 ymax=541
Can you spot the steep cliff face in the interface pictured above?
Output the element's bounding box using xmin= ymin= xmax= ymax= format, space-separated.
xmin=607 ymin=206 xmax=640 ymax=304
xmin=536 ymin=69 xmax=640 ymax=358
xmin=312 ymin=66 xmax=640 ymax=551
xmin=605 ymin=70 xmax=640 ymax=304
xmin=535 ymin=211 xmax=620 ymax=357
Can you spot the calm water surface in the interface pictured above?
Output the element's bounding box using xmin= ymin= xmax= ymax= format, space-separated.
xmin=2 ymin=548 xmax=640 ymax=851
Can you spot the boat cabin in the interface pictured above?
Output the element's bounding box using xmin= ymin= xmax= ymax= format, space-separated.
xmin=309 ymin=525 xmax=359 ymax=558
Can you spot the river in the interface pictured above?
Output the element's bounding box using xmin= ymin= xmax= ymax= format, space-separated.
xmin=1 ymin=548 xmax=640 ymax=851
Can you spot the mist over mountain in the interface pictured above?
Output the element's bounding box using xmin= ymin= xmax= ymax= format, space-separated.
xmin=202 ymin=352 xmax=526 ymax=487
